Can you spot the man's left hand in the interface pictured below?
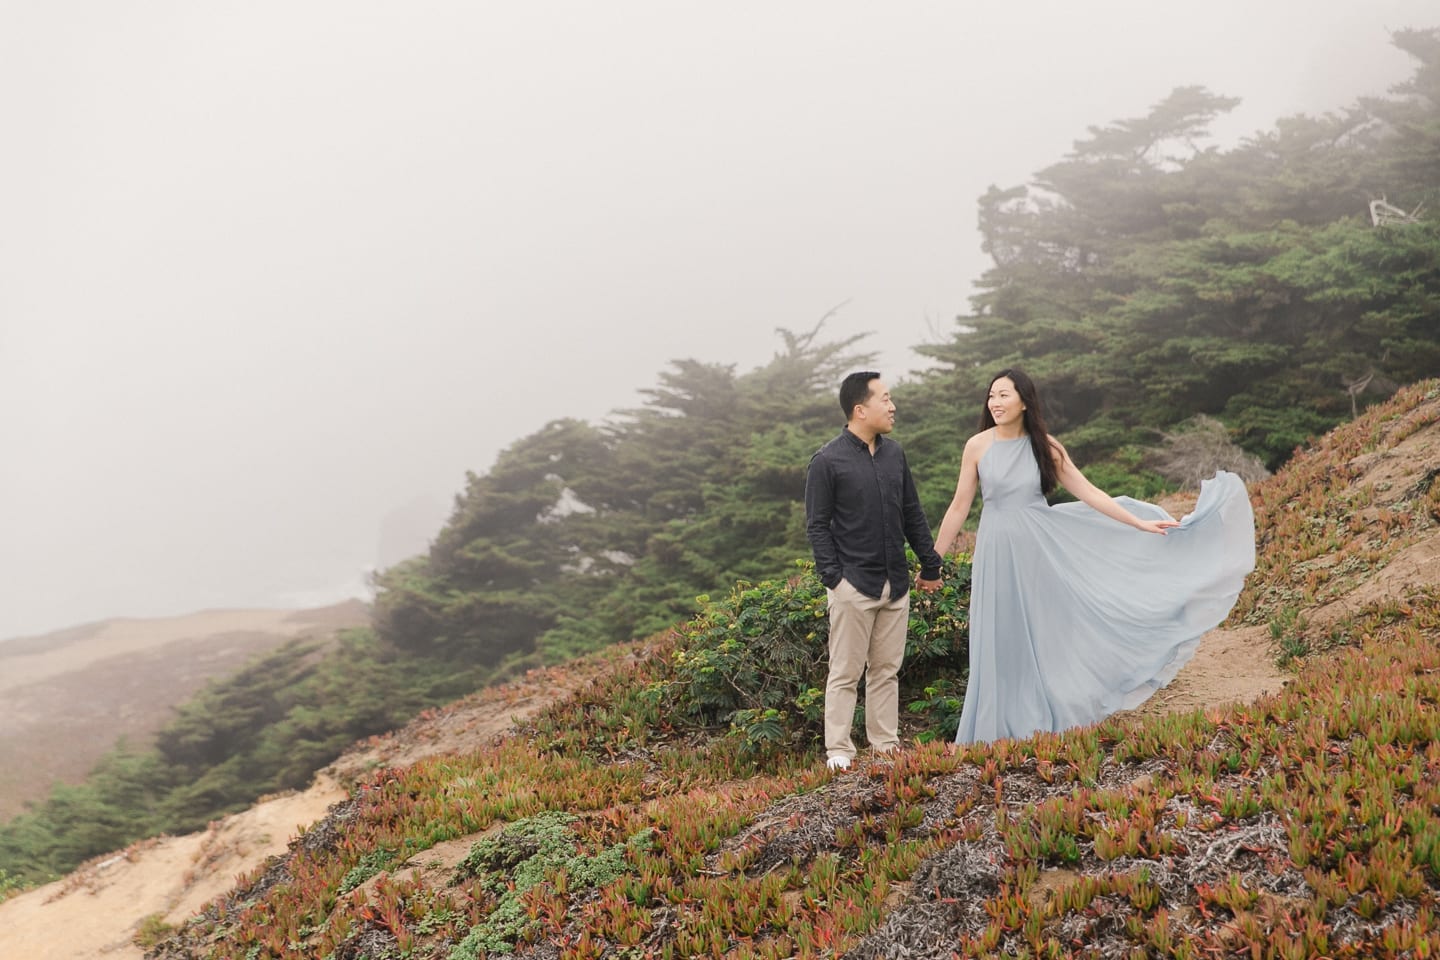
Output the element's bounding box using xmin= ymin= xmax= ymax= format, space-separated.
xmin=916 ymin=576 xmax=943 ymax=594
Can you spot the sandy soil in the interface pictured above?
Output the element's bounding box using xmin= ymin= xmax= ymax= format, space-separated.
xmin=0 ymin=780 xmax=349 ymax=959
xmin=1311 ymin=535 xmax=1440 ymax=623
xmin=1122 ymin=624 xmax=1289 ymax=721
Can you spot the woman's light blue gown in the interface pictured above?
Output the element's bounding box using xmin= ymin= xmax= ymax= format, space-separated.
xmin=953 ymin=435 xmax=1256 ymax=745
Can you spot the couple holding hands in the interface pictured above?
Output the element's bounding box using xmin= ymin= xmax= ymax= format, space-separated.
xmin=804 ymin=369 xmax=1255 ymax=768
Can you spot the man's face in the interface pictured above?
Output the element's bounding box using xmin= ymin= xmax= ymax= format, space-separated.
xmin=858 ymin=379 xmax=896 ymax=434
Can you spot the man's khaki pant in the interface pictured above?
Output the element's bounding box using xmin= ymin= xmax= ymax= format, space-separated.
xmin=824 ymin=578 xmax=909 ymax=760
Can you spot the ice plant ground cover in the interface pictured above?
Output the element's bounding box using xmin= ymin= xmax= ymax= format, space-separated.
xmin=144 ymin=381 xmax=1440 ymax=960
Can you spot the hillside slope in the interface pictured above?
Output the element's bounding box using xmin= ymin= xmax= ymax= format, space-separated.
xmin=0 ymin=601 xmax=369 ymax=823
xmin=2 ymin=380 xmax=1437 ymax=959
xmin=0 ymin=655 xmax=622 ymax=960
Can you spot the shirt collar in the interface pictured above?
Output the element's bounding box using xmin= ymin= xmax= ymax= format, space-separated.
xmin=842 ymin=426 xmax=884 ymax=450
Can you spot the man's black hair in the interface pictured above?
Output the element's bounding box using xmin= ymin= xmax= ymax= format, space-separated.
xmin=839 ymin=371 xmax=881 ymax=420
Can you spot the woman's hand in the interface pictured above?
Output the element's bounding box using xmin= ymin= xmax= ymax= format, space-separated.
xmin=1135 ymin=518 xmax=1180 ymax=535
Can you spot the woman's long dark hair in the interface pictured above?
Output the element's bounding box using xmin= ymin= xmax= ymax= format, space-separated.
xmin=978 ymin=368 xmax=1060 ymax=496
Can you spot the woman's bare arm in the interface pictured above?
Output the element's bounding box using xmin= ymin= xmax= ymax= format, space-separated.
xmin=935 ymin=434 xmax=984 ymax=554
xmin=1051 ymin=438 xmax=1177 ymax=535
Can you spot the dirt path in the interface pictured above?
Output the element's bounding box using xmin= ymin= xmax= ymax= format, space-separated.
xmin=1124 ymin=623 xmax=1290 ymax=721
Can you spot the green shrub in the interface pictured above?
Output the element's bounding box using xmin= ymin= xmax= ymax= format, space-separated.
xmin=1068 ymin=445 xmax=1174 ymax=502
xmin=132 ymin=913 xmax=177 ymax=949
xmin=449 ymin=812 xmax=650 ymax=958
xmin=906 ymin=676 xmax=967 ymax=743
xmin=337 ymin=848 xmax=396 ymax=894
xmin=654 ymin=555 xmax=972 ymax=751
xmin=0 ymin=867 xmax=27 ymax=904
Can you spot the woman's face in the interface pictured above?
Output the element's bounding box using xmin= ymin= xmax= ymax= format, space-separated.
xmin=988 ymin=377 xmax=1026 ymax=428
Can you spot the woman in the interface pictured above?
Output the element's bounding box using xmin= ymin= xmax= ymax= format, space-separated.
xmin=934 ymin=369 xmax=1255 ymax=744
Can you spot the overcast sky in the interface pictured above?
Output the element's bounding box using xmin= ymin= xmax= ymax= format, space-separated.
xmin=1 ymin=1 xmax=1434 ymax=640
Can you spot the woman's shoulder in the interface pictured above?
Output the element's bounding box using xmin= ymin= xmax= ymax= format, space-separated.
xmin=964 ymin=428 xmax=996 ymax=459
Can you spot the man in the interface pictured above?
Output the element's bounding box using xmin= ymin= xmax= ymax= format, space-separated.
xmin=804 ymin=371 xmax=943 ymax=771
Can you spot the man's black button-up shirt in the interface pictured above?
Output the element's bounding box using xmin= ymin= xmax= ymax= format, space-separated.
xmin=804 ymin=428 xmax=943 ymax=599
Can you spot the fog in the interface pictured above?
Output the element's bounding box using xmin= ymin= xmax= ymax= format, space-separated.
xmin=1 ymin=1 xmax=1433 ymax=640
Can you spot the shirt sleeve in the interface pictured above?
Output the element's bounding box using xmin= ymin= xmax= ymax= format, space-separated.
xmin=900 ymin=453 xmax=943 ymax=581
xmin=804 ymin=452 xmax=843 ymax=588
